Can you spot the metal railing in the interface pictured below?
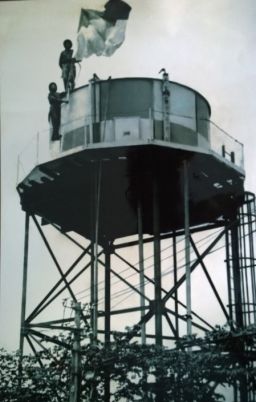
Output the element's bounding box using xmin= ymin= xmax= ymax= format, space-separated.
xmin=16 ymin=113 xmax=244 ymax=184
xmin=207 ymin=120 xmax=244 ymax=170
xmin=16 ymin=116 xmax=87 ymax=184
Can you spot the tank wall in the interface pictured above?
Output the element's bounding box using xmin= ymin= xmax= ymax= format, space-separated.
xmin=17 ymin=79 xmax=245 ymax=184
xmin=60 ymin=78 xmax=211 ymax=152
xmin=62 ymin=85 xmax=90 ymax=133
xmin=100 ymin=79 xmax=153 ymax=120
xmin=170 ymin=84 xmax=196 ymax=127
xmin=153 ymin=80 xmax=163 ymax=121
xmin=152 ymin=80 xmax=209 ymax=137
xmin=197 ymin=96 xmax=210 ymax=138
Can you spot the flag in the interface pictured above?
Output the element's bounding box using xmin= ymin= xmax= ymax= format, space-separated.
xmin=75 ymin=0 xmax=132 ymax=59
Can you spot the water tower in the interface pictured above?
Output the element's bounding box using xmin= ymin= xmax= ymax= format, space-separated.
xmin=17 ymin=74 xmax=256 ymax=401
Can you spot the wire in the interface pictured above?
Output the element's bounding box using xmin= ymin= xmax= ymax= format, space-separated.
xmin=72 ymin=225 xmax=252 ymax=311
xmin=107 ymin=229 xmax=254 ymax=308
xmin=74 ymin=228 xmax=223 ymax=302
xmin=94 ymin=228 xmax=227 ymax=306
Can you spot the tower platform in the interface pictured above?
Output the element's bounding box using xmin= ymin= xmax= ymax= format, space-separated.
xmin=17 ymin=77 xmax=245 ymax=242
xmin=17 ymin=141 xmax=244 ymax=242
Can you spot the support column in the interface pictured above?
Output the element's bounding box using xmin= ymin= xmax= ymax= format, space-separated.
xmin=153 ymin=176 xmax=162 ymax=346
xmin=91 ymin=243 xmax=98 ymax=342
xmin=104 ymin=244 xmax=111 ymax=402
xmin=225 ymin=228 xmax=233 ymax=326
xmin=247 ymin=197 xmax=256 ymax=324
xmin=104 ymin=245 xmax=111 ymax=401
xmin=183 ymin=161 xmax=192 ymax=337
xmin=90 ymin=161 xmax=102 ymax=343
xmin=69 ymin=303 xmax=82 ymax=402
xmin=19 ymin=213 xmax=30 ymax=386
xmin=138 ymin=200 xmax=146 ymax=344
xmin=104 ymin=244 xmax=111 ymax=345
xmin=230 ymin=218 xmax=243 ymax=328
xmin=173 ymin=232 xmax=179 ymax=337
xmin=230 ymin=212 xmax=248 ymax=402
xmin=90 ymin=239 xmax=96 ymax=339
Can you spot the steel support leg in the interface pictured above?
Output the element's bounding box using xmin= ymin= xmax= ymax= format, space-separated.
xmin=90 ymin=161 xmax=101 ymax=343
xmin=173 ymin=232 xmax=179 ymax=337
xmin=104 ymin=244 xmax=111 ymax=402
xmin=230 ymin=212 xmax=248 ymax=402
xmin=90 ymin=241 xmax=96 ymax=339
xmin=153 ymin=177 xmax=162 ymax=346
xmin=225 ymin=228 xmax=233 ymax=326
xmin=138 ymin=199 xmax=146 ymax=344
xmin=183 ymin=161 xmax=192 ymax=337
xmin=230 ymin=220 xmax=243 ymax=328
xmin=69 ymin=303 xmax=82 ymax=402
xmin=104 ymin=245 xmax=111 ymax=345
xmin=19 ymin=213 xmax=30 ymax=386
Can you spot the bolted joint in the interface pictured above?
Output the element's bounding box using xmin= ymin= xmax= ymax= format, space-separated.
xmin=20 ymin=326 xmax=29 ymax=337
xmin=183 ymin=314 xmax=193 ymax=320
xmin=102 ymin=240 xmax=114 ymax=255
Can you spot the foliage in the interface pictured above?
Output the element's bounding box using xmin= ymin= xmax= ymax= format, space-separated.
xmin=0 ymin=342 xmax=71 ymax=402
xmin=0 ymin=325 xmax=256 ymax=401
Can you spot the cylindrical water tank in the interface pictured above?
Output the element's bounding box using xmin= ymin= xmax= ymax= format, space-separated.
xmin=61 ymin=77 xmax=211 ymax=152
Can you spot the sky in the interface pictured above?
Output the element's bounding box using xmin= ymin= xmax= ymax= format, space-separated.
xmin=1 ymin=0 xmax=256 ymax=358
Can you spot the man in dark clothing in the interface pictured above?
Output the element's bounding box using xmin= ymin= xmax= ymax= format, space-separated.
xmin=48 ymin=82 xmax=68 ymax=141
xmin=59 ymin=39 xmax=77 ymax=92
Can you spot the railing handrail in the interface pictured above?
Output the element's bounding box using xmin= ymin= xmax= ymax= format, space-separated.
xmin=207 ymin=119 xmax=244 ymax=147
xmin=16 ymin=112 xmax=244 ymax=184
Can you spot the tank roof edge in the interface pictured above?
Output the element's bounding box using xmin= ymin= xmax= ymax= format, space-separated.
xmin=72 ymin=76 xmax=211 ymax=116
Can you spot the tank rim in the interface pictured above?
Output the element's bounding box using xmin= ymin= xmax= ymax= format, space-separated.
xmin=71 ymin=76 xmax=211 ymax=117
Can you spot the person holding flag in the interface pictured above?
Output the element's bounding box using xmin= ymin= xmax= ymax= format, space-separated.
xmin=59 ymin=39 xmax=80 ymax=92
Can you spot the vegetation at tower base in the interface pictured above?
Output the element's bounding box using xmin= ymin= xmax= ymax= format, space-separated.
xmin=0 ymin=326 xmax=256 ymax=402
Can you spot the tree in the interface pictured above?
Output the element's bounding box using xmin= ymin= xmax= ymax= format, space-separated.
xmin=0 ymin=325 xmax=256 ymax=401
xmin=0 ymin=344 xmax=70 ymax=402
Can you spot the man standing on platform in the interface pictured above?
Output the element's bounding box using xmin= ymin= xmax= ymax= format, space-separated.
xmin=48 ymin=82 xmax=68 ymax=141
xmin=59 ymin=39 xmax=78 ymax=92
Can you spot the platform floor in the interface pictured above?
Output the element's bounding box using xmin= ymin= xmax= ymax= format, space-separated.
xmin=17 ymin=143 xmax=245 ymax=242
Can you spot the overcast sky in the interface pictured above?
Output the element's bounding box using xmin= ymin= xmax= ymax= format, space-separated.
xmin=1 ymin=0 xmax=256 ymax=353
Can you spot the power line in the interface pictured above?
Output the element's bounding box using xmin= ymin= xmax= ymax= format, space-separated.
xmin=75 ymin=228 xmax=223 ymax=301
